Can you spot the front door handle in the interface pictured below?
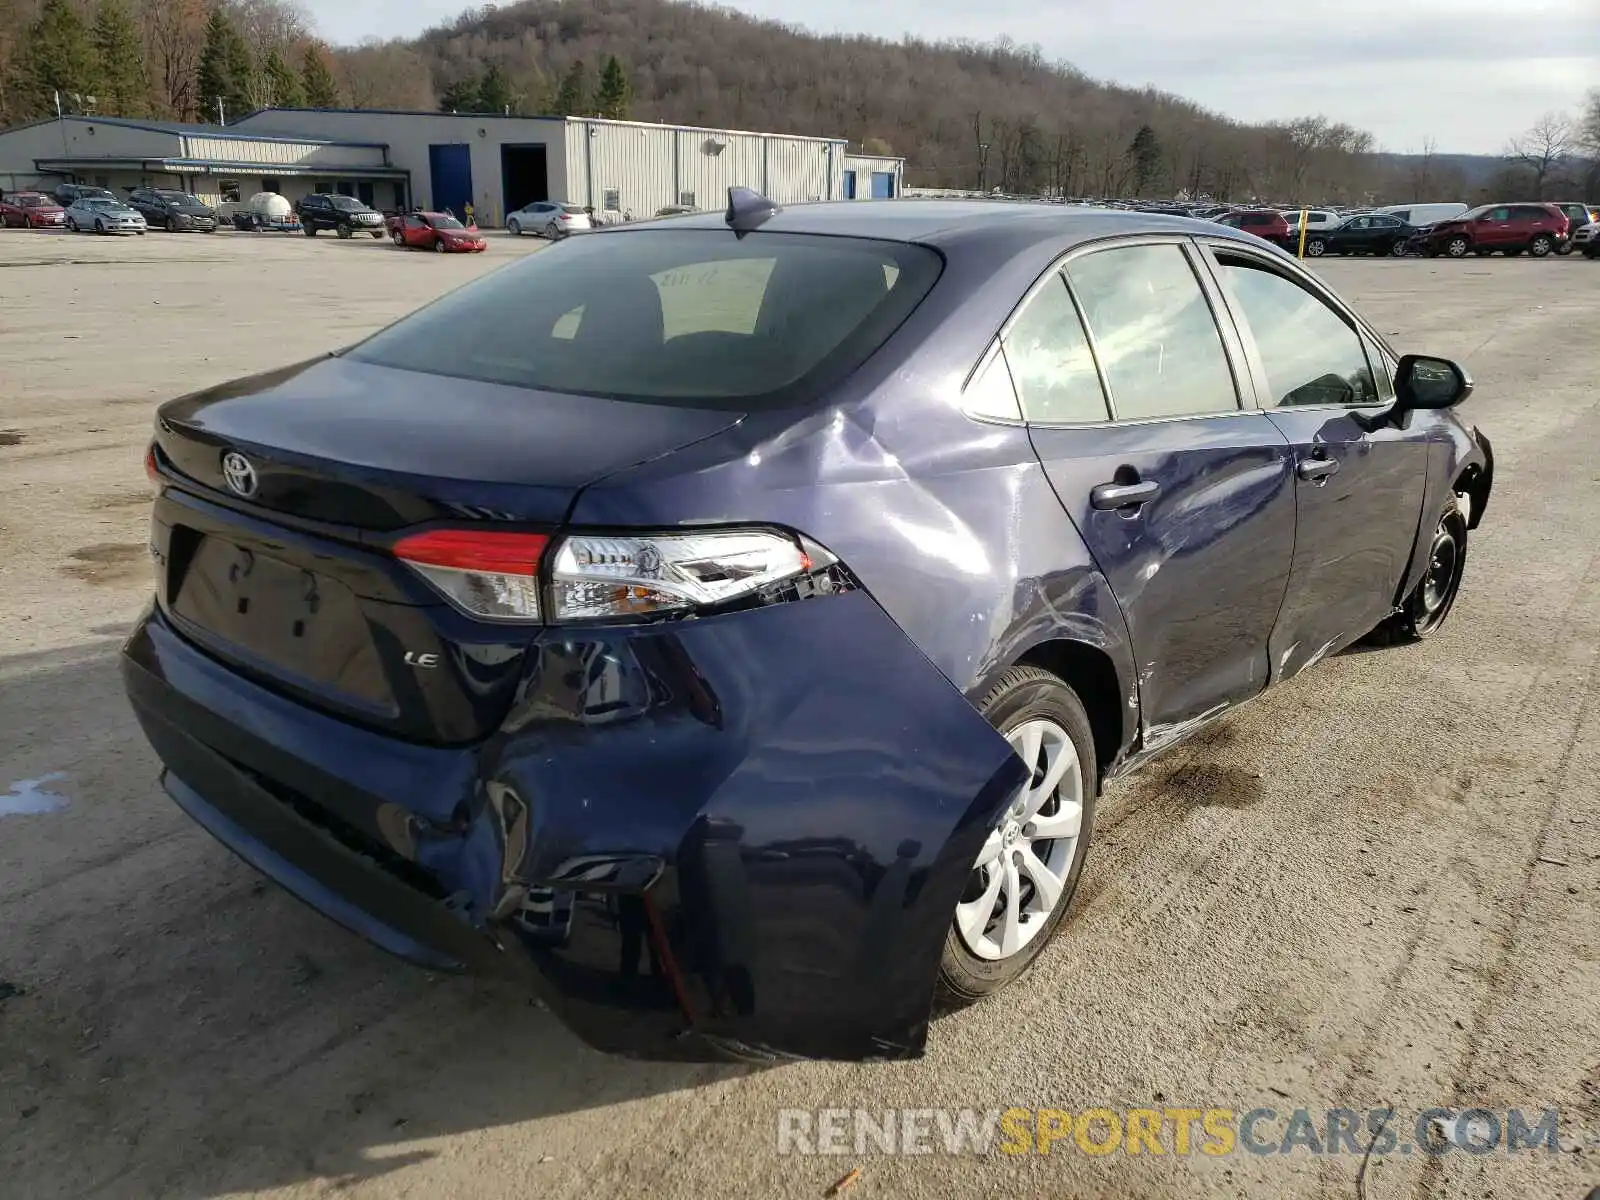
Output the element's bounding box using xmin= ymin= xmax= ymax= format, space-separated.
xmin=1091 ymin=479 xmax=1161 ymax=510
xmin=1297 ymin=457 xmax=1340 ymax=482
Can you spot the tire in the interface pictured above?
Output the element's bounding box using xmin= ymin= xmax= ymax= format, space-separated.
xmin=95 ymin=218 xmax=105 ymax=234
xmin=508 ymin=219 xmax=521 ymax=236
xmin=371 ymin=230 xmax=383 ymax=239
xmin=392 ymin=229 xmax=405 ymax=247
xmin=1585 ymin=245 xmax=1599 ymax=259
xmin=1389 ymin=239 xmax=1407 ymax=257
xmin=1556 ymin=243 xmax=1574 ymax=256
xmin=546 ymin=220 xmax=561 ymax=240
xmin=1306 ymin=238 xmax=1327 ymax=257
xmin=936 ymin=666 xmax=1098 ymax=1007
xmin=1445 ymin=235 xmax=1470 ymax=258
xmin=1365 ymin=499 xmax=1469 ymax=645
xmin=1528 ymin=234 xmax=1553 ymax=257
xmin=303 ymin=224 xmax=317 ymax=237
xmin=434 ymin=237 xmax=448 ymax=252
xmin=66 ymin=217 xmax=76 ymax=232
xmin=336 ymin=222 xmax=352 ymax=239
xmin=166 ymin=216 xmax=178 ymax=232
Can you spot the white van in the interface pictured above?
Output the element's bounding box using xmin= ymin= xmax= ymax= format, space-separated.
xmin=1373 ymin=202 xmax=1467 ymax=227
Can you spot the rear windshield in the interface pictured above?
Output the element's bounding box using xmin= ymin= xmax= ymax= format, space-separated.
xmin=348 ymin=229 xmax=942 ymax=408
xmin=18 ymin=195 xmax=47 ymax=206
xmin=560 ymin=204 xmax=587 ymax=215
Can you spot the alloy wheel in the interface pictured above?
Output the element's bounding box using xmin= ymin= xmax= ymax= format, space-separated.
xmin=1307 ymin=240 xmax=1326 ymax=257
xmin=1529 ymin=235 xmax=1553 ymax=257
xmin=1447 ymin=237 xmax=1469 ymax=257
xmin=508 ymin=219 xmax=521 ymax=236
xmin=1390 ymin=240 xmax=1407 ymax=256
xmin=954 ymin=717 xmax=1084 ymax=962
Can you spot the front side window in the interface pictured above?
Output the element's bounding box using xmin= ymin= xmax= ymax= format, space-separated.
xmin=999 ymin=274 xmax=1107 ymax=423
xmin=1065 ymin=244 xmax=1238 ymax=421
xmin=349 ymin=229 xmax=941 ymax=408
xmin=1215 ymin=254 xmax=1379 ymax=408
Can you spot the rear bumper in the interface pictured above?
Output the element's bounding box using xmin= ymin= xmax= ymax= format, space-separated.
xmin=123 ymin=590 xmax=1026 ymax=1061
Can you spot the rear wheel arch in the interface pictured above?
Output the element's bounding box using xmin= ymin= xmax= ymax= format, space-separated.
xmin=1012 ymin=639 xmax=1126 ymax=789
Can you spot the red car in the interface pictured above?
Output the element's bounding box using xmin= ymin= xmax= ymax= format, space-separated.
xmin=0 ymin=191 xmax=67 ymax=228
xmin=388 ymin=211 xmax=487 ymax=253
xmin=1422 ymin=203 xmax=1570 ymax=258
xmin=1213 ymin=209 xmax=1293 ymax=248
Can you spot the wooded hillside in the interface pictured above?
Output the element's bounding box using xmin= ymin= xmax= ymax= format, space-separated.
xmin=3 ymin=0 xmax=1596 ymax=203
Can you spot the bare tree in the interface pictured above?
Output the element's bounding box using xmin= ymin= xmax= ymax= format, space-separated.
xmin=1506 ymin=112 xmax=1573 ymax=199
xmin=1408 ymin=136 xmax=1436 ymax=201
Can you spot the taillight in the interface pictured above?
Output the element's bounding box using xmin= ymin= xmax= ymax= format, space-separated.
xmin=144 ymin=443 xmax=161 ymax=493
xmin=394 ymin=529 xmax=549 ymax=622
xmin=558 ymin=213 xmax=571 ymax=221
xmin=549 ymin=529 xmax=828 ymax=622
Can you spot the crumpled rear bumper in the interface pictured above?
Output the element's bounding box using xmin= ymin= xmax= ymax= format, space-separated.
xmin=123 ymin=588 xmax=1027 ymax=1061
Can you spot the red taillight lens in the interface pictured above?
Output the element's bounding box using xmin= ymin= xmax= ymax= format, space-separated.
xmin=393 ymin=529 xmax=548 ymax=622
xmin=144 ymin=443 xmax=161 ymax=492
xmin=558 ymin=213 xmax=571 ymax=221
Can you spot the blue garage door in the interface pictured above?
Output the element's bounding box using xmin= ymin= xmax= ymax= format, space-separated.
xmin=843 ymin=171 xmax=857 ymax=200
xmin=870 ymin=171 xmax=895 ymax=199
xmin=428 ymin=144 xmax=473 ymax=216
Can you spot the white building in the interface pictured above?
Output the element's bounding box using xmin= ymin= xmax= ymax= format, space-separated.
xmin=0 ymin=108 xmax=905 ymax=224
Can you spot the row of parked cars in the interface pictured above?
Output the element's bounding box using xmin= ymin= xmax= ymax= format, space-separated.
xmin=1216 ymin=200 xmax=1600 ymax=260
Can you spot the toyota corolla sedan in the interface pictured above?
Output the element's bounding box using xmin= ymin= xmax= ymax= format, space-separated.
xmin=124 ymin=192 xmax=1492 ymax=1062
xmin=65 ymin=196 xmax=146 ymax=235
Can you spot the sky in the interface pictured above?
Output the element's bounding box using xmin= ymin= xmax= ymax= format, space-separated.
xmin=302 ymin=0 xmax=1599 ymax=155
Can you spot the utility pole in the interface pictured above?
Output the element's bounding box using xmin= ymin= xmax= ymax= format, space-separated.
xmin=217 ymin=97 xmax=226 ymax=126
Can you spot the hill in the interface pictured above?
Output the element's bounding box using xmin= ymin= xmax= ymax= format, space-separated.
xmin=378 ymin=0 xmax=1386 ymax=203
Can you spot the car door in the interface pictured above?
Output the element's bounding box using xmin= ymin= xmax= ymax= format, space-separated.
xmin=1476 ymin=206 xmax=1514 ymax=251
xmin=1014 ymin=238 xmax=1297 ymax=742
xmin=1197 ymin=238 xmax=1430 ymax=679
xmin=1337 ymin=215 xmax=1371 ymax=252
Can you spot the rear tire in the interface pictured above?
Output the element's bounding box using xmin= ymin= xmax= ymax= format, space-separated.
xmin=508 ymin=218 xmax=521 ymax=236
xmin=1528 ymin=234 xmax=1553 ymax=257
xmin=936 ymin=666 xmax=1097 ymax=1007
xmin=1306 ymin=238 xmax=1327 ymax=257
xmin=303 ymin=224 xmax=317 ymax=236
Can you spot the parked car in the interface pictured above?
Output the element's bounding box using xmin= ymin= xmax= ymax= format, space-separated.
xmin=228 ymin=191 xmax=301 ymax=232
xmin=127 ymin=187 xmax=217 ymax=233
xmin=1550 ymin=203 xmax=1600 ymax=253
xmin=64 ymin=196 xmax=146 ymax=235
xmin=1421 ymin=203 xmax=1570 ymax=258
xmin=506 ymin=200 xmax=592 ymax=238
xmin=388 ymin=210 xmax=486 ymax=252
xmin=1372 ymin=202 xmax=1468 ymax=227
xmin=1575 ymin=220 xmax=1599 ymax=258
xmin=1278 ymin=209 xmax=1342 ymax=234
xmin=1304 ymin=213 xmax=1413 ymax=258
xmin=1214 ymin=208 xmax=1292 ymax=247
xmin=0 ymin=191 xmax=67 ymax=228
xmin=125 ymin=193 xmax=1493 ymax=1062
xmin=653 ymin=205 xmax=698 ymax=218
xmin=296 ymin=193 xmax=386 ymax=238
xmin=52 ymin=182 xmax=115 ymax=208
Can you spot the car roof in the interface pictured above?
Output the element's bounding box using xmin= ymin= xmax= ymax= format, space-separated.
xmin=645 ymin=200 xmax=1268 ymax=251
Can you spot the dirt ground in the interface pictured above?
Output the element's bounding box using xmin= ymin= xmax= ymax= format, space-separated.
xmin=1 ymin=227 xmax=1597 ymax=1200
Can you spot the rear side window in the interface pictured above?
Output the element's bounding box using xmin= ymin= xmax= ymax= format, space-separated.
xmin=1065 ymin=244 xmax=1239 ymax=421
xmin=1000 ymin=274 xmax=1108 ymax=423
xmin=1242 ymin=213 xmax=1272 ymax=226
xmin=1215 ymin=255 xmax=1379 ymax=408
xmin=348 ymin=229 xmax=941 ymax=408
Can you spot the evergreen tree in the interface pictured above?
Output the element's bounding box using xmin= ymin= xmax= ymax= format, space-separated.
xmin=300 ymin=44 xmax=340 ymax=107
xmin=92 ymin=0 xmax=146 ymax=116
xmin=18 ymin=0 xmax=100 ymax=117
xmin=595 ymin=55 xmax=630 ymax=120
xmin=438 ymin=77 xmax=478 ymax=113
xmin=262 ymin=47 xmax=301 ymax=108
xmin=476 ymin=63 xmax=512 ymax=113
xmin=553 ymin=59 xmax=587 ymax=117
xmin=1127 ymin=124 xmax=1163 ymax=196
xmin=197 ymin=7 xmax=250 ymax=122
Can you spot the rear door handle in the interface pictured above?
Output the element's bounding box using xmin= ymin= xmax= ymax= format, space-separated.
xmin=1297 ymin=457 xmax=1340 ymax=482
xmin=1091 ymin=480 xmax=1161 ymax=510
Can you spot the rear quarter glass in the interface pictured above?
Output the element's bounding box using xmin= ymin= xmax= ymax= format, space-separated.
xmin=346 ymin=229 xmax=943 ymax=410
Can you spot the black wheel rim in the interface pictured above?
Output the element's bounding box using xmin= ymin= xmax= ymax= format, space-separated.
xmin=1417 ymin=524 xmax=1461 ymax=631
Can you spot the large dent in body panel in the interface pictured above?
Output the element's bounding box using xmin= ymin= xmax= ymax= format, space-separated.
xmin=441 ymin=591 xmax=1029 ymax=1060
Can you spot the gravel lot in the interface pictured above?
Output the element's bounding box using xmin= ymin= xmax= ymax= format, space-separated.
xmin=2 ymin=227 xmax=1597 ymax=1200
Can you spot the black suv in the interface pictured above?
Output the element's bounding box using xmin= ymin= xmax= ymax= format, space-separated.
xmin=296 ymin=193 xmax=386 ymax=238
xmin=128 ymin=187 xmax=217 ymax=233
xmin=52 ymin=182 xmax=115 ymax=207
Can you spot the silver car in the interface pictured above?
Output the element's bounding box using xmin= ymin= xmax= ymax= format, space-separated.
xmin=65 ymin=197 xmax=147 ymax=235
xmin=506 ymin=200 xmax=593 ymax=238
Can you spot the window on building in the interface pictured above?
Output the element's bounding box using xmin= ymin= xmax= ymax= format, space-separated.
xmin=93 ymin=175 xmax=109 ymax=187
xmin=603 ymin=189 xmax=621 ymax=213
xmin=336 ymin=181 xmax=355 ymax=197
xmin=679 ymin=191 xmax=696 ymax=207
xmin=219 ymin=180 xmax=242 ymax=203
xmin=260 ymin=177 xmax=280 ymax=195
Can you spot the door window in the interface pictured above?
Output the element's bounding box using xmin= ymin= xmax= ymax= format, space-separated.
xmin=1214 ymin=254 xmax=1379 ymax=408
xmin=1065 ymin=244 xmax=1239 ymax=421
xmin=1000 ymin=274 xmax=1109 ymax=423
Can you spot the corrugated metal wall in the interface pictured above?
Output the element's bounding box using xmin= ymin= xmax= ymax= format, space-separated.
xmin=566 ymin=118 xmax=847 ymax=216
xmin=842 ymin=154 xmax=906 ymax=200
xmin=182 ymin=135 xmax=388 ymax=168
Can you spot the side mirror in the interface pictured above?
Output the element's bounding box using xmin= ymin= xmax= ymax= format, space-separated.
xmin=1395 ymin=354 xmax=1473 ymax=411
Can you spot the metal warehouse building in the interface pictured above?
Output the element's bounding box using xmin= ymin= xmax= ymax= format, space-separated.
xmin=0 ymin=108 xmax=905 ymax=224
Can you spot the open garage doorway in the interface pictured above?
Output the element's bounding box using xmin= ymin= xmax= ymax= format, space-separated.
xmin=501 ymin=144 xmax=550 ymax=221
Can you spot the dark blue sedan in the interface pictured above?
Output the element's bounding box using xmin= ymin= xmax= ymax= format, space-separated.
xmin=124 ymin=191 xmax=1493 ymax=1062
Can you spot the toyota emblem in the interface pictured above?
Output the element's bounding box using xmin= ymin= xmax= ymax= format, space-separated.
xmin=221 ymin=451 xmax=259 ymax=498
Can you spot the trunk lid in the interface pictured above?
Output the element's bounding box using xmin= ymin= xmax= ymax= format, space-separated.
xmin=151 ymin=355 xmax=745 ymax=744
